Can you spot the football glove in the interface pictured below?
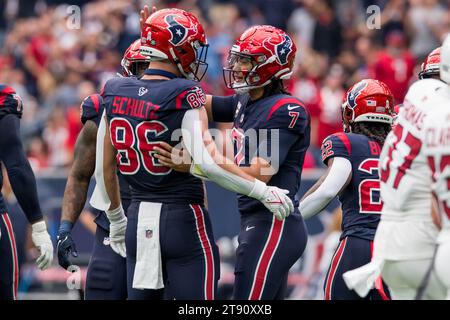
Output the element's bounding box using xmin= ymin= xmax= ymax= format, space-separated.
xmin=106 ymin=206 xmax=127 ymax=258
xmin=31 ymin=221 xmax=54 ymax=270
xmin=249 ymin=180 xmax=294 ymax=220
xmin=56 ymin=221 xmax=78 ymax=270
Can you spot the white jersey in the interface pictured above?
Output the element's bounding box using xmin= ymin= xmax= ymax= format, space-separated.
xmin=374 ymin=79 xmax=447 ymax=260
xmin=422 ymin=97 xmax=450 ymax=244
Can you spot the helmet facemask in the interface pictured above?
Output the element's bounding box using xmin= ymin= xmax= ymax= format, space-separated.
xmin=223 ymin=51 xmax=271 ymax=94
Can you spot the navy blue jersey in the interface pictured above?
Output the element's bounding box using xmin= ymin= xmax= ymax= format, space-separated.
xmin=212 ymin=93 xmax=310 ymax=215
xmin=80 ymin=93 xmax=132 ymax=205
xmin=321 ymin=132 xmax=383 ymax=241
xmin=102 ymin=77 xmax=204 ymax=204
xmin=0 ymin=84 xmax=22 ymax=212
xmin=0 ymin=85 xmax=22 ymax=119
xmin=0 ymin=85 xmax=43 ymax=223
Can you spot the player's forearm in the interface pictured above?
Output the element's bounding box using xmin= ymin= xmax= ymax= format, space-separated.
xmin=61 ymin=122 xmax=97 ymax=223
xmin=183 ymin=109 xmax=268 ymax=199
xmin=8 ymin=161 xmax=43 ymax=224
xmin=61 ymin=175 xmax=90 ymax=224
xmin=104 ymin=171 xmax=121 ymax=211
xmin=300 ymin=157 xmax=352 ymax=219
xmin=103 ymin=141 xmax=121 ymax=210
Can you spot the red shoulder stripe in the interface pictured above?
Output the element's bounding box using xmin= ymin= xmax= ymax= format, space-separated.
xmin=333 ymin=132 xmax=352 ymax=155
xmin=266 ymin=97 xmax=307 ymax=121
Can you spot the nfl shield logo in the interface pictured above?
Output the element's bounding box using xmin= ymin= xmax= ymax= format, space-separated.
xmin=145 ymin=229 xmax=153 ymax=239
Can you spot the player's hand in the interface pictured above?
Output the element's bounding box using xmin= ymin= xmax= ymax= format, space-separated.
xmin=154 ymin=142 xmax=191 ymax=173
xmin=31 ymin=221 xmax=54 ymax=270
xmin=56 ymin=223 xmax=78 ymax=270
xmin=140 ymin=5 xmax=157 ymax=30
xmin=106 ymin=206 xmax=127 ymax=258
xmin=249 ymin=180 xmax=294 ymax=220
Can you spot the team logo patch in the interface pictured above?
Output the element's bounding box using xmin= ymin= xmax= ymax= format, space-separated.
xmin=138 ymin=87 xmax=148 ymax=96
xmin=165 ymin=15 xmax=197 ymax=46
xmin=347 ymin=81 xmax=367 ymax=109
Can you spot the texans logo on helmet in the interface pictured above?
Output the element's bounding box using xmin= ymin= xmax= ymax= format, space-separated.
xmin=275 ymin=35 xmax=293 ymax=65
xmin=263 ymin=35 xmax=293 ymax=65
xmin=347 ymin=81 xmax=368 ymax=109
xmin=165 ymin=15 xmax=196 ymax=46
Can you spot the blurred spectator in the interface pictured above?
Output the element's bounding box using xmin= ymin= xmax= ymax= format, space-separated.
xmin=372 ymin=30 xmax=415 ymax=103
xmin=42 ymin=107 xmax=70 ymax=168
xmin=316 ymin=64 xmax=345 ymax=148
xmin=407 ymin=0 xmax=447 ymax=60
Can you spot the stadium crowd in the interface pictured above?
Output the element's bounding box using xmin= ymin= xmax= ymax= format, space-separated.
xmin=1 ymin=0 xmax=449 ymax=172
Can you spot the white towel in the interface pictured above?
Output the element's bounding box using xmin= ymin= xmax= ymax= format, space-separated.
xmin=342 ymin=258 xmax=384 ymax=298
xmin=132 ymin=202 xmax=164 ymax=290
xmin=90 ymin=110 xmax=111 ymax=211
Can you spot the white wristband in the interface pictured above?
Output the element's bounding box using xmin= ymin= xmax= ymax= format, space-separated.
xmin=32 ymin=221 xmax=47 ymax=233
xmin=106 ymin=206 xmax=125 ymax=222
xmin=248 ymin=179 xmax=267 ymax=200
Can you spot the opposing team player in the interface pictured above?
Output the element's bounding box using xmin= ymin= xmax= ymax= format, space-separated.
xmin=0 ymin=85 xmax=53 ymax=300
xmin=343 ymin=47 xmax=447 ymax=300
xmin=299 ymin=79 xmax=393 ymax=300
xmin=418 ymin=47 xmax=441 ymax=80
xmin=56 ymin=40 xmax=154 ymax=299
xmin=421 ymin=37 xmax=450 ymax=300
xmin=156 ymin=25 xmax=310 ymax=300
xmin=95 ymin=9 xmax=293 ymax=300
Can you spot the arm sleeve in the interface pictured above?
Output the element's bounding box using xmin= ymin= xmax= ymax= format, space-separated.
xmin=211 ymin=95 xmax=237 ymax=122
xmin=0 ymin=115 xmax=43 ymax=223
xmin=300 ymin=157 xmax=352 ymax=219
xmin=181 ymin=109 xmax=266 ymax=199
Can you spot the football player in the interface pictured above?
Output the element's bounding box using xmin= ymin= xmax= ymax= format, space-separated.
xmin=155 ymin=25 xmax=310 ymax=300
xmin=343 ymin=47 xmax=447 ymax=300
xmin=0 ymin=85 xmax=53 ymax=300
xmin=299 ymin=79 xmax=393 ymax=300
xmin=421 ymin=37 xmax=450 ymax=300
xmin=96 ymin=9 xmax=293 ymax=300
xmin=56 ymin=39 xmax=158 ymax=299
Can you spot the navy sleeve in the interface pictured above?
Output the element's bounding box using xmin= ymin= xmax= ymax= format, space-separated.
xmin=175 ymin=86 xmax=206 ymax=110
xmin=0 ymin=114 xmax=43 ymax=223
xmin=263 ymin=99 xmax=310 ymax=134
xmin=211 ymin=95 xmax=237 ymax=122
xmin=321 ymin=132 xmax=352 ymax=165
xmin=0 ymin=85 xmax=23 ymax=119
xmin=80 ymin=94 xmax=103 ymax=126
xmin=258 ymin=129 xmax=299 ymax=167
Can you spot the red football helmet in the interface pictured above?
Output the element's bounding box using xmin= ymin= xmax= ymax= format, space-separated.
xmin=419 ymin=47 xmax=441 ymax=79
xmin=223 ymin=25 xmax=297 ymax=93
xmin=140 ymin=8 xmax=208 ymax=81
xmin=342 ymin=79 xmax=395 ymax=132
xmin=121 ymin=39 xmax=151 ymax=77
